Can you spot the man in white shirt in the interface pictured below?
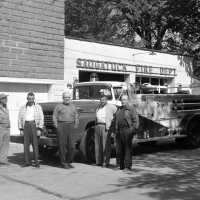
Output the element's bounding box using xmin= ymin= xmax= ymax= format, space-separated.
xmin=95 ymin=93 xmax=117 ymax=167
xmin=18 ymin=92 xmax=44 ymax=168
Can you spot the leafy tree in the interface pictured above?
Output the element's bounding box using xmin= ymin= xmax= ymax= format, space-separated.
xmin=65 ymin=0 xmax=200 ymax=55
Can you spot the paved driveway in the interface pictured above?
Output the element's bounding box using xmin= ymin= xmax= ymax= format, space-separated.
xmin=0 ymin=142 xmax=200 ymax=200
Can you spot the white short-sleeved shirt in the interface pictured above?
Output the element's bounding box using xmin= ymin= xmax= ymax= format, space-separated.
xmin=25 ymin=106 xmax=35 ymax=121
xmin=96 ymin=106 xmax=106 ymax=123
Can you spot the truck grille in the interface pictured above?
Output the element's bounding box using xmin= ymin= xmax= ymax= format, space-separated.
xmin=44 ymin=113 xmax=53 ymax=127
xmin=172 ymin=96 xmax=200 ymax=111
xmin=44 ymin=113 xmax=57 ymax=137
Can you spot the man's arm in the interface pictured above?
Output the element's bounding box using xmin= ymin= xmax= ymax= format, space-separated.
xmin=74 ymin=105 xmax=79 ymax=128
xmin=130 ymin=106 xmax=139 ymax=130
xmin=37 ymin=105 xmax=44 ymax=130
xmin=18 ymin=106 xmax=24 ymax=136
xmin=52 ymin=105 xmax=59 ymax=128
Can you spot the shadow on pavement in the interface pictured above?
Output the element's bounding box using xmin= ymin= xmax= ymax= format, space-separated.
xmin=7 ymin=149 xmax=86 ymax=168
xmin=113 ymin=145 xmax=200 ymax=200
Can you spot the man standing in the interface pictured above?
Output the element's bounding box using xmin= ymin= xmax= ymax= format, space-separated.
xmin=95 ymin=92 xmax=117 ymax=167
xmin=53 ymin=92 xmax=79 ymax=169
xmin=0 ymin=94 xmax=10 ymax=165
xmin=115 ymin=95 xmax=139 ymax=170
xmin=18 ymin=92 xmax=44 ymax=168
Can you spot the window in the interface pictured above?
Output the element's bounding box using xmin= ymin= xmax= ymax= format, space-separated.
xmin=113 ymin=87 xmax=128 ymax=100
xmin=74 ymin=85 xmax=112 ymax=100
xmin=141 ymin=77 xmax=150 ymax=84
xmin=151 ymin=78 xmax=159 ymax=85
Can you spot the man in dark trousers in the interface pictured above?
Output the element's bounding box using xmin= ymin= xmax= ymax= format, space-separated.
xmin=115 ymin=94 xmax=139 ymax=170
xmin=0 ymin=93 xmax=10 ymax=166
xmin=53 ymin=92 xmax=79 ymax=169
xmin=18 ymin=92 xmax=44 ymax=168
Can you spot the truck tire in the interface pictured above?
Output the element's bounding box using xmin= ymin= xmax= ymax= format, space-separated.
xmin=85 ymin=127 xmax=95 ymax=163
xmin=187 ymin=117 xmax=200 ymax=148
xmin=176 ymin=116 xmax=200 ymax=148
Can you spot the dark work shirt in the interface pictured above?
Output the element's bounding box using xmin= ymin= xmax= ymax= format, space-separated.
xmin=116 ymin=107 xmax=129 ymax=129
xmin=53 ymin=103 xmax=78 ymax=127
xmin=115 ymin=104 xmax=139 ymax=132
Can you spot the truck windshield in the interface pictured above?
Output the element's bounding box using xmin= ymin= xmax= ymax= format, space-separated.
xmin=74 ymin=85 xmax=112 ymax=100
xmin=113 ymin=87 xmax=128 ymax=100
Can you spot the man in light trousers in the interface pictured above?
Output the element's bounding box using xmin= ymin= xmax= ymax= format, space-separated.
xmin=0 ymin=93 xmax=10 ymax=165
xmin=95 ymin=92 xmax=117 ymax=167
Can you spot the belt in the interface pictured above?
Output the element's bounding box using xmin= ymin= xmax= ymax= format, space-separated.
xmin=25 ymin=120 xmax=35 ymax=123
xmin=96 ymin=122 xmax=106 ymax=125
xmin=58 ymin=121 xmax=73 ymax=123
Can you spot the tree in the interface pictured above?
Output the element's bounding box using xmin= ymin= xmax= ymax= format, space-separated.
xmin=65 ymin=0 xmax=200 ymax=55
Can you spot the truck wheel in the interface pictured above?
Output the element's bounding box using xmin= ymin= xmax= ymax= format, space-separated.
xmin=85 ymin=127 xmax=95 ymax=163
xmin=187 ymin=117 xmax=200 ymax=148
xmin=176 ymin=117 xmax=200 ymax=149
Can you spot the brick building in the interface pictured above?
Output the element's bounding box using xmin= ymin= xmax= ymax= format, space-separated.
xmin=0 ymin=0 xmax=65 ymax=134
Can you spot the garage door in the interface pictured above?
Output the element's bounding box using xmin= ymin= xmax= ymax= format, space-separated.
xmin=0 ymin=83 xmax=49 ymax=135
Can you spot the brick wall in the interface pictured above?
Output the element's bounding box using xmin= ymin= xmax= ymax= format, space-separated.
xmin=0 ymin=0 xmax=64 ymax=80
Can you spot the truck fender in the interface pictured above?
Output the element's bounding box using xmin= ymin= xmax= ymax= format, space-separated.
xmin=79 ymin=121 xmax=96 ymax=160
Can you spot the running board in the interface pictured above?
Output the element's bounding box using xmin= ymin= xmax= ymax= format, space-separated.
xmin=133 ymin=134 xmax=187 ymax=143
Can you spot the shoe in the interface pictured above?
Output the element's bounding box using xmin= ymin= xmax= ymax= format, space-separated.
xmin=96 ymin=163 xmax=103 ymax=167
xmin=123 ymin=167 xmax=132 ymax=172
xmin=22 ymin=163 xmax=31 ymax=167
xmin=0 ymin=162 xmax=10 ymax=166
xmin=61 ymin=163 xmax=71 ymax=169
xmin=103 ymin=163 xmax=110 ymax=168
xmin=34 ymin=163 xmax=40 ymax=168
xmin=68 ymin=164 xmax=74 ymax=168
xmin=120 ymin=165 xmax=125 ymax=170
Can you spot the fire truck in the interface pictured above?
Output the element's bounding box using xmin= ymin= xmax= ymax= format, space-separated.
xmin=11 ymin=81 xmax=200 ymax=162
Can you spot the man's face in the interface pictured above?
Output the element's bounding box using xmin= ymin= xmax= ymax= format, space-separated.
xmin=63 ymin=95 xmax=71 ymax=105
xmin=1 ymin=97 xmax=7 ymax=106
xmin=121 ymin=95 xmax=128 ymax=106
xmin=100 ymin=96 xmax=107 ymax=106
xmin=27 ymin=95 xmax=35 ymax=105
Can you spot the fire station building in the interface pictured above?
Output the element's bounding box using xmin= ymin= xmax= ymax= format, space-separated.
xmin=0 ymin=0 xmax=65 ymax=135
xmin=65 ymin=38 xmax=196 ymax=94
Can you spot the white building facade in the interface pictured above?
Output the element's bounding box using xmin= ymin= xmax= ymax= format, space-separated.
xmin=65 ymin=38 xmax=195 ymax=94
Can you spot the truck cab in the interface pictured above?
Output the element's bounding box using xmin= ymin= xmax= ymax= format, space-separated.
xmin=73 ymin=81 xmax=128 ymax=106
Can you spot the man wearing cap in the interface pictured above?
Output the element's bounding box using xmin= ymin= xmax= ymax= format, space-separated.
xmin=0 ymin=93 xmax=10 ymax=165
xmin=115 ymin=95 xmax=139 ymax=170
xmin=18 ymin=92 xmax=44 ymax=168
xmin=95 ymin=91 xmax=117 ymax=167
xmin=53 ymin=92 xmax=79 ymax=169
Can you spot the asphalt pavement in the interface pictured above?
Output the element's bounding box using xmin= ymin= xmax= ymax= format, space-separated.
xmin=1 ymin=142 xmax=200 ymax=200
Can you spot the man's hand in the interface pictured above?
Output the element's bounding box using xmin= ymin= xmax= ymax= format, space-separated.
xmin=37 ymin=129 xmax=42 ymax=137
xmin=20 ymin=130 xmax=24 ymax=136
xmin=74 ymin=119 xmax=79 ymax=128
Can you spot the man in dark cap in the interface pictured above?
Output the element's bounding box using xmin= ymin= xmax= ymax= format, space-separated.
xmin=95 ymin=91 xmax=117 ymax=167
xmin=0 ymin=93 xmax=10 ymax=165
xmin=115 ymin=94 xmax=139 ymax=170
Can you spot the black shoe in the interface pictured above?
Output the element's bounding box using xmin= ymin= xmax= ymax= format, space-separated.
xmin=22 ymin=163 xmax=31 ymax=167
xmin=61 ymin=163 xmax=71 ymax=169
xmin=34 ymin=163 xmax=40 ymax=168
xmin=103 ymin=163 xmax=110 ymax=168
xmin=0 ymin=161 xmax=10 ymax=166
xmin=96 ymin=163 xmax=103 ymax=167
xmin=68 ymin=164 xmax=74 ymax=168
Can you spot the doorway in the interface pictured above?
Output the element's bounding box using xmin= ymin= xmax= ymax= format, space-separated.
xmin=79 ymin=71 xmax=127 ymax=82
